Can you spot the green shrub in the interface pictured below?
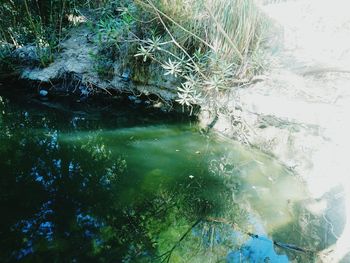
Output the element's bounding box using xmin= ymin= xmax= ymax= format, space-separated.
xmin=130 ymin=0 xmax=268 ymax=111
xmin=86 ymin=0 xmax=268 ymax=112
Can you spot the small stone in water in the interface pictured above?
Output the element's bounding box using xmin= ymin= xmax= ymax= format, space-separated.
xmin=128 ymin=95 xmax=137 ymax=101
xmin=121 ymin=69 xmax=131 ymax=81
xmin=153 ymin=102 xmax=163 ymax=108
xmin=39 ymin=90 xmax=48 ymax=97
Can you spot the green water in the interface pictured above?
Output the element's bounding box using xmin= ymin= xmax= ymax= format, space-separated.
xmin=0 ymin=88 xmax=325 ymax=262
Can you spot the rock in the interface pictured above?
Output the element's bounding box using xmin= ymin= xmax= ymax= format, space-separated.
xmin=39 ymin=90 xmax=48 ymax=97
xmin=153 ymin=102 xmax=163 ymax=108
xmin=18 ymin=26 xmax=178 ymax=104
xmin=121 ymin=68 xmax=131 ymax=81
xmin=128 ymin=95 xmax=137 ymax=101
xmin=12 ymin=45 xmax=40 ymax=65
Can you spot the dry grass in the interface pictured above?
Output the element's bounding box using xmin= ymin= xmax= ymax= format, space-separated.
xmin=136 ymin=0 xmax=268 ymax=76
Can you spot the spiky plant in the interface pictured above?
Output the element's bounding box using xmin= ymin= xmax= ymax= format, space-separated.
xmin=131 ymin=0 xmax=268 ymax=110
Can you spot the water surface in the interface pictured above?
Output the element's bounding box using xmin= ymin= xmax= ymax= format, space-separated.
xmin=0 ymin=86 xmax=326 ymax=262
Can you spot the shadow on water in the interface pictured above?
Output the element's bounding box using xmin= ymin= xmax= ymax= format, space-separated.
xmin=0 ymin=85 xmax=327 ymax=262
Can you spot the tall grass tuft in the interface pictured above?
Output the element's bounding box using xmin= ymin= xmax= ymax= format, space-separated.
xmin=137 ymin=0 xmax=267 ymax=69
xmin=206 ymin=0 xmax=266 ymax=70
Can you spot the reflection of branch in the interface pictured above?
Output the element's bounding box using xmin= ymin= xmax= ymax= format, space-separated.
xmin=153 ymin=193 xmax=178 ymax=217
xmin=157 ymin=216 xmax=314 ymax=263
xmin=206 ymin=217 xmax=316 ymax=255
xmin=158 ymin=218 xmax=202 ymax=263
xmin=323 ymin=212 xmax=340 ymax=240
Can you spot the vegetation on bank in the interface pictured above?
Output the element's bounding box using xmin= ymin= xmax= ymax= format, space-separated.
xmin=0 ymin=0 xmax=268 ymax=111
xmin=0 ymin=0 xmax=88 ymax=68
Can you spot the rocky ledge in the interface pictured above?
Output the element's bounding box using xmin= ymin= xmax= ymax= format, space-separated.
xmin=16 ymin=25 xmax=179 ymax=110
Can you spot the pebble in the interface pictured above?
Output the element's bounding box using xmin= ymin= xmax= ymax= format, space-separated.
xmin=39 ymin=90 xmax=48 ymax=97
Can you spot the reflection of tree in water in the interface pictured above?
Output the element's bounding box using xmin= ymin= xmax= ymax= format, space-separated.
xmin=0 ymin=105 xmax=127 ymax=262
xmin=271 ymin=202 xmax=327 ymax=262
xmin=0 ymin=98 xmax=248 ymax=263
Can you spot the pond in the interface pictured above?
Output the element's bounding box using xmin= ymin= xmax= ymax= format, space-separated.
xmin=0 ymin=83 xmax=328 ymax=262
